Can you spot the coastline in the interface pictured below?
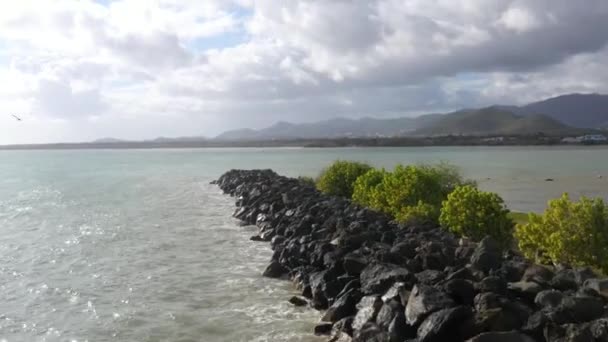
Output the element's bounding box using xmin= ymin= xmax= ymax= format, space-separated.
xmin=216 ymin=169 xmax=608 ymax=341
xmin=2 ymin=135 xmax=607 ymax=150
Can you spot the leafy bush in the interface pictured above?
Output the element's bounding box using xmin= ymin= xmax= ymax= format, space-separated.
xmin=297 ymin=176 xmax=316 ymax=187
xmin=352 ymin=168 xmax=388 ymax=206
xmin=316 ymin=160 xmax=372 ymax=197
xmin=515 ymin=193 xmax=608 ymax=272
xmin=439 ymin=185 xmax=513 ymax=244
xmin=352 ymin=163 xmax=472 ymax=223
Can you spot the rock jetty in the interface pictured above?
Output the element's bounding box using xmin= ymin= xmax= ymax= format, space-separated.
xmin=215 ymin=169 xmax=608 ymax=342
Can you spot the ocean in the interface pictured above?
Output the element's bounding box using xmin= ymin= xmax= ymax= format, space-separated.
xmin=1 ymin=146 xmax=607 ymax=341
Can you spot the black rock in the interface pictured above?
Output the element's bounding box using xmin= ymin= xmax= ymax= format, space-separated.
xmin=353 ymin=322 xmax=390 ymax=342
xmin=416 ymin=306 xmax=472 ymax=342
xmin=360 ymin=263 xmax=413 ymax=295
xmin=352 ymin=295 xmax=383 ymax=332
xmin=476 ymin=276 xmax=507 ymax=294
xmin=343 ymin=253 xmax=368 ymax=276
xmin=322 ymin=289 xmax=362 ymax=323
xmin=443 ymin=278 xmax=476 ymax=306
xmin=521 ymin=265 xmax=554 ymax=285
xmin=262 ymin=261 xmax=288 ymax=278
xmin=288 ymin=296 xmax=308 ymax=307
xmin=470 ymin=237 xmax=502 ymax=273
xmin=314 ymin=322 xmax=333 ymax=336
xmin=534 ymin=289 xmax=564 ymax=309
xmin=405 ymin=284 xmax=456 ymax=326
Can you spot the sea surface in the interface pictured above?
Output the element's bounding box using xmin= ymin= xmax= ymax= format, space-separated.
xmin=1 ymin=146 xmax=608 ymax=341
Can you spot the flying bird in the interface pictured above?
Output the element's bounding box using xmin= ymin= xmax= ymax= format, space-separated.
xmin=11 ymin=114 xmax=22 ymax=121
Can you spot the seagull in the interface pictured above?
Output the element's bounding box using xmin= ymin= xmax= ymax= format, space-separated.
xmin=11 ymin=114 xmax=22 ymax=121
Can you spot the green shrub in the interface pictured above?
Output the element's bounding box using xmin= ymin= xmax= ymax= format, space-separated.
xmin=515 ymin=193 xmax=608 ymax=272
xmin=316 ymin=160 xmax=372 ymax=197
xmin=352 ymin=163 xmax=472 ymax=223
xmin=297 ymin=176 xmax=316 ymax=187
xmin=439 ymin=185 xmax=513 ymax=244
xmin=352 ymin=168 xmax=388 ymax=206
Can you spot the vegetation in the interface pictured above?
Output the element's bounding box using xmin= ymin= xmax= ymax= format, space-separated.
xmin=316 ymin=160 xmax=372 ymax=197
xmin=297 ymin=176 xmax=316 ymax=187
xmin=352 ymin=163 xmax=472 ymax=223
xmin=515 ymin=194 xmax=608 ymax=272
xmin=314 ymin=159 xmax=608 ymax=273
xmin=439 ymin=185 xmax=513 ymax=245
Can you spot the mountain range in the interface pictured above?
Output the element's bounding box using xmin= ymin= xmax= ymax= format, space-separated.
xmin=215 ymin=93 xmax=607 ymax=140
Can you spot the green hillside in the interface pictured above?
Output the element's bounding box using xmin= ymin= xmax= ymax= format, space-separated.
xmin=413 ymin=107 xmax=578 ymax=136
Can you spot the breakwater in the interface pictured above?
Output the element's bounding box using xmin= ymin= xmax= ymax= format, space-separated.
xmin=215 ymin=169 xmax=608 ymax=342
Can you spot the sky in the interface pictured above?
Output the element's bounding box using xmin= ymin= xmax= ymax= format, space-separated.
xmin=1 ymin=0 xmax=608 ymax=144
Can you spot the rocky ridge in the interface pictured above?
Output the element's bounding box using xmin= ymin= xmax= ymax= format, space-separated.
xmin=214 ymin=169 xmax=608 ymax=342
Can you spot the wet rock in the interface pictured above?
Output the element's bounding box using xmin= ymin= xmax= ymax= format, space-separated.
xmin=470 ymin=237 xmax=502 ymax=273
xmin=322 ymin=289 xmax=362 ymax=323
xmin=288 ymin=296 xmax=308 ymax=307
xmin=314 ymin=322 xmax=333 ymax=336
xmin=329 ymin=317 xmax=354 ymax=342
xmin=262 ymin=261 xmax=288 ymax=278
xmin=416 ymin=306 xmax=472 ymax=342
xmin=405 ymin=284 xmax=456 ymax=326
xmin=353 ymin=322 xmax=389 ymax=342
xmin=352 ymin=295 xmax=383 ymax=332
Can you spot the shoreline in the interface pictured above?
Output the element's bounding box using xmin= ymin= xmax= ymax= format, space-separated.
xmin=2 ymin=135 xmax=607 ymax=150
xmin=216 ymin=169 xmax=608 ymax=341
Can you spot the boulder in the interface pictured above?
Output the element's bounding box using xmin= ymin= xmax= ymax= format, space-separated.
xmin=262 ymin=261 xmax=288 ymax=278
xmin=521 ymin=265 xmax=554 ymax=285
xmin=288 ymin=296 xmax=308 ymax=307
xmin=443 ymin=278 xmax=476 ymax=306
xmin=353 ymin=323 xmax=390 ymax=342
xmin=329 ymin=317 xmax=354 ymax=342
xmin=584 ymin=278 xmax=608 ymax=298
xmin=470 ymin=237 xmax=502 ymax=273
xmin=343 ymin=253 xmax=368 ymax=276
xmin=352 ymin=295 xmax=383 ymax=332
xmin=322 ymin=289 xmax=362 ymax=323
xmin=507 ymin=281 xmax=544 ymax=302
xmin=416 ymin=306 xmax=472 ymax=342
xmin=360 ymin=263 xmax=413 ymax=295
xmin=405 ymin=284 xmax=456 ymax=326
xmin=534 ymin=289 xmax=564 ymax=309
xmin=314 ymin=322 xmax=333 ymax=336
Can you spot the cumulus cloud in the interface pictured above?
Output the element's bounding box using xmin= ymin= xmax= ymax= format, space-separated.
xmin=0 ymin=0 xmax=608 ymax=143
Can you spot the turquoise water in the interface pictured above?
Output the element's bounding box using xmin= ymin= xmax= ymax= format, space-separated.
xmin=1 ymin=146 xmax=607 ymax=341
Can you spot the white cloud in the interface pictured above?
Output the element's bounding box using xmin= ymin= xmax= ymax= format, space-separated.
xmin=1 ymin=0 xmax=608 ymax=144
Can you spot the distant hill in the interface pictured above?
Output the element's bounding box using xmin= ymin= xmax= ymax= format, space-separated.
xmin=413 ymin=107 xmax=578 ymax=136
xmin=93 ymin=137 xmax=127 ymax=143
xmin=215 ymin=93 xmax=605 ymax=140
xmin=214 ymin=115 xmax=442 ymax=140
xmin=516 ymin=93 xmax=608 ymax=128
